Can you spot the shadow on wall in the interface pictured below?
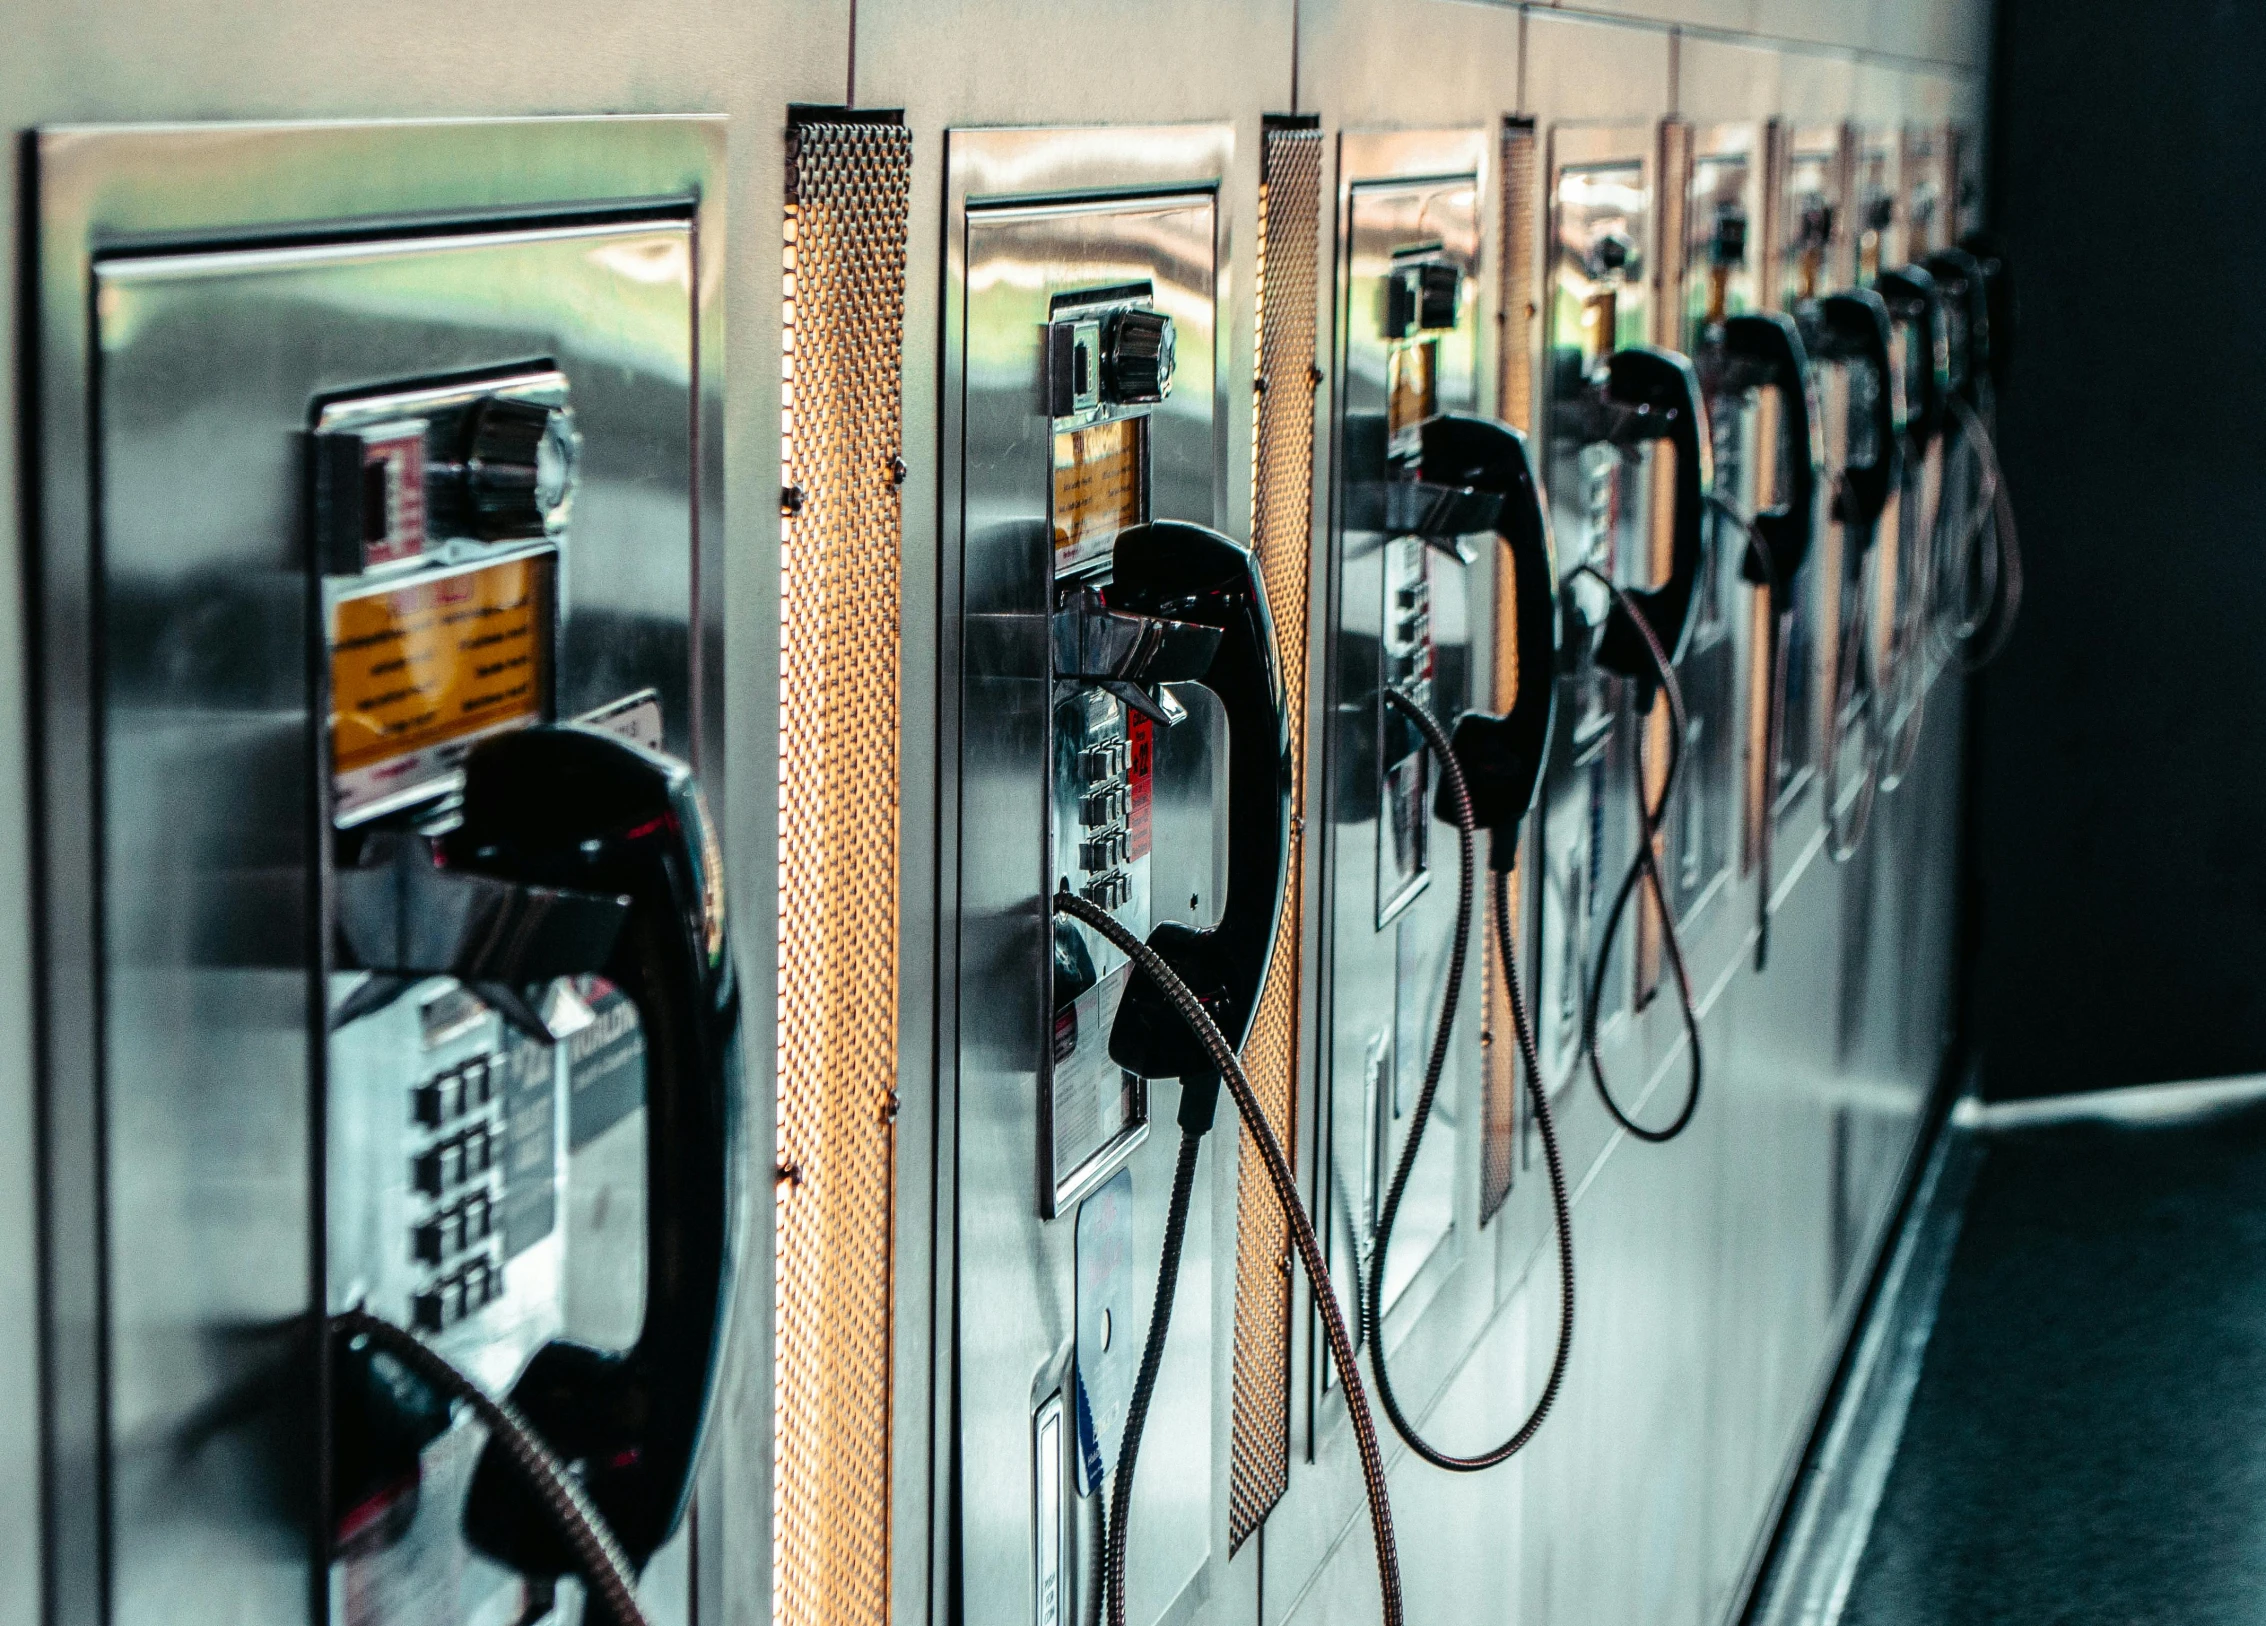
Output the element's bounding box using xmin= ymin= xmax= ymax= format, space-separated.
xmin=1972 ymin=0 xmax=2266 ymax=1098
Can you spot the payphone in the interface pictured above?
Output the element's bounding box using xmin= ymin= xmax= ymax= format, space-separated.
xmin=1874 ymin=262 xmax=1948 ymax=791
xmin=1667 ymin=124 xmax=1754 ymax=948
xmin=1357 ymin=411 xmax=1577 ymax=1473
xmin=1925 ymin=244 xmax=2023 ymax=666
xmin=1809 ymin=287 xmax=1900 ymax=861
xmin=1540 ymin=125 xmax=1712 ymax=1141
xmin=1767 ymin=125 xmax=1848 ymax=845
xmin=1314 ymin=131 xmax=1575 ymax=1474
xmin=1677 ymin=122 xmax=1822 ymax=964
xmin=941 ymin=127 xmax=1396 ymax=1626
xmin=1322 ymin=153 xmax=1489 ymax=1374
xmin=33 ymin=121 xmax=734 ymax=1626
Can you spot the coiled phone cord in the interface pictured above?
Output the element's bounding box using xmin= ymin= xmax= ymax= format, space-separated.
xmin=1885 ymin=391 xmax=2027 ymax=781
xmin=1053 ymin=890 xmax=1405 ymax=1626
xmin=1944 ymin=394 xmax=2024 ymax=668
xmin=1363 ymin=688 xmax=1574 ymax=1471
xmin=1877 ymin=539 xmax=1931 ymax=795
xmin=1573 ymin=565 xmax=1704 ymax=1144
xmin=1102 ymin=1114 xmax=1206 ymax=1626
xmin=1879 ymin=437 xmax=1944 ymax=796
xmin=331 ymin=1308 xmax=649 ymax=1626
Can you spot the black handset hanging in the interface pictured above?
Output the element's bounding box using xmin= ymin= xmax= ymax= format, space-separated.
xmin=338 ymin=724 xmax=743 ymax=1577
xmin=1875 ymin=262 xmax=1948 ymax=793
xmin=1415 ymin=415 xmax=1562 ymax=868
xmin=1802 ymin=287 xmax=1898 ymax=861
xmin=1707 ymin=310 xmax=1823 ymax=961
xmin=1588 ymin=347 xmax=1713 ymax=688
xmin=1041 ymin=282 xmax=1297 ymax=1626
xmin=1571 ymin=343 xmax=1714 ymax=1144
xmin=1355 ymin=408 xmax=1580 ymax=1472
xmin=1925 ymin=245 xmax=2023 ymax=666
xmin=1104 ymin=521 xmax=1291 ymax=1076
xmin=447 ymin=727 xmax=741 ymax=1574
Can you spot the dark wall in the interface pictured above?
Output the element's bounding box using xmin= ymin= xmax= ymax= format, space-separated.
xmin=1973 ymin=0 xmax=2266 ymax=1096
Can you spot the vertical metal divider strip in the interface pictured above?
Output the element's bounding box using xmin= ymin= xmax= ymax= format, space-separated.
xmin=1229 ymin=117 xmax=1324 ymax=1555
xmin=1481 ymin=118 xmax=1540 ymax=1226
xmin=1744 ymin=122 xmax=1790 ymax=883
xmin=773 ymin=112 xmax=913 ymax=1626
xmin=33 ymin=138 xmax=109 ymax=1624
xmin=1638 ymin=118 xmax=1692 ymax=1006
xmin=1820 ymin=122 xmax=1857 ymax=782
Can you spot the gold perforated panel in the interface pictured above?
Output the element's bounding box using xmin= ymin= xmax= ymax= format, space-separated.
xmin=1481 ymin=119 xmax=1540 ymax=1224
xmin=1228 ymin=119 xmax=1322 ymax=1554
xmin=774 ymin=113 xmax=911 ymax=1626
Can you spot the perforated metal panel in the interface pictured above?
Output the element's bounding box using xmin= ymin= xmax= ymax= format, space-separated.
xmin=1228 ymin=117 xmax=1322 ymax=1553
xmin=774 ymin=111 xmax=912 ymax=1626
xmin=1482 ymin=118 xmax=1540 ymax=1224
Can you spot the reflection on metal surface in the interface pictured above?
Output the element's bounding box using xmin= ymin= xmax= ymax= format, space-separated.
xmin=35 ymin=115 xmax=720 ymax=1626
xmin=942 ymin=123 xmax=1230 ymax=1626
xmin=1229 ymin=114 xmax=1322 ymax=1554
xmin=1538 ymin=124 xmax=1655 ymax=1089
xmin=1670 ymin=121 xmax=1762 ymax=967
xmin=1762 ymin=122 xmax=1840 ymax=832
xmin=1325 ymin=132 xmax=1485 ymax=1362
xmin=1789 ymin=123 xmax=1858 ymax=820
xmin=775 ymin=111 xmax=912 ymax=1626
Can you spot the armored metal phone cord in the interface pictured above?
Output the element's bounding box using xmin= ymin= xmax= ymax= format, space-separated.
xmin=1103 ymin=1112 xmax=1207 ymax=1626
xmin=1824 ymin=471 xmax=1883 ymax=864
xmin=1879 ymin=441 xmax=1941 ymax=795
xmin=1878 ymin=526 xmax=1932 ymax=795
xmin=1703 ymin=495 xmax=1793 ymax=965
xmin=1572 ymin=566 xmax=1704 ymax=1145
xmin=1944 ymin=393 xmax=2024 ymax=668
xmin=1052 ymin=890 xmax=1406 ymax=1626
xmin=331 ymin=1308 xmax=649 ymax=1626
xmin=1363 ymin=689 xmax=1575 ymax=1472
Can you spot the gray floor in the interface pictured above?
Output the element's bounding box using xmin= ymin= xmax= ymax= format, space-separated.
xmin=1837 ymin=1096 xmax=2266 ymax=1624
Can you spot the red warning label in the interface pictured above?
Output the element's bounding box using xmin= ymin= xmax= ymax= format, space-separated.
xmin=1125 ymin=712 xmax=1155 ymax=860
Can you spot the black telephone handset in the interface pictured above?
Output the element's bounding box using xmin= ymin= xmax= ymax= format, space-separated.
xmin=1720 ymin=313 xmax=1823 ymax=595
xmin=1411 ymin=413 xmax=1560 ymax=867
xmin=1591 ymin=346 xmax=1712 ymax=689
xmin=1959 ymin=231 xmax=2013 ymax=395
xmin=1104 ymin=521 xmax=1291 ymax=1075
xmin=443 ymin=724 xmax=743 ymax=1574
xmin=1876 ymin=264 xmax=1948 ymax=458
xmin=1924 ymin=248 xmax=1991 ymax=405
xmin=1810 ymin=289 xmax=1900 ymax=536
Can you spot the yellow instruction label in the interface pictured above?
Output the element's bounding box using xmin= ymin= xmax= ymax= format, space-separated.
xmin=1052 ymin=416 xmax=1147 ymax=571
xmin=330 ymin=554 xmax=548 ymax=811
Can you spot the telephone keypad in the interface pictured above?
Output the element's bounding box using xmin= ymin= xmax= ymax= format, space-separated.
xmin=405 ymin=1048 xmax=509 ymax=1325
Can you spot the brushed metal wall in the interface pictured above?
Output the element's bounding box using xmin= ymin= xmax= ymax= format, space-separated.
xmin=0 ymin=1 xmax=1987 ymax=1623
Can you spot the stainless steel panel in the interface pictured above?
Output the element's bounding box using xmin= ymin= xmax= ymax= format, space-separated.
xmin=1768 ymin=120 xmax=1849 ymax=852
xmin=941 ymin=124 xmax=1231 ymax=1626
xmin=33 ymin=118 xmax=723 ymax=1626
xmin=1318 ymin=143 xmax=1487 ymax=1384
xmin=1536 ymin=121 xmax=1657 ymax=1099
xmin=1668 ymin=119 xmax=1764 ymax=989
xmin=108 ymin=217 xmax=698 ymax=1626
